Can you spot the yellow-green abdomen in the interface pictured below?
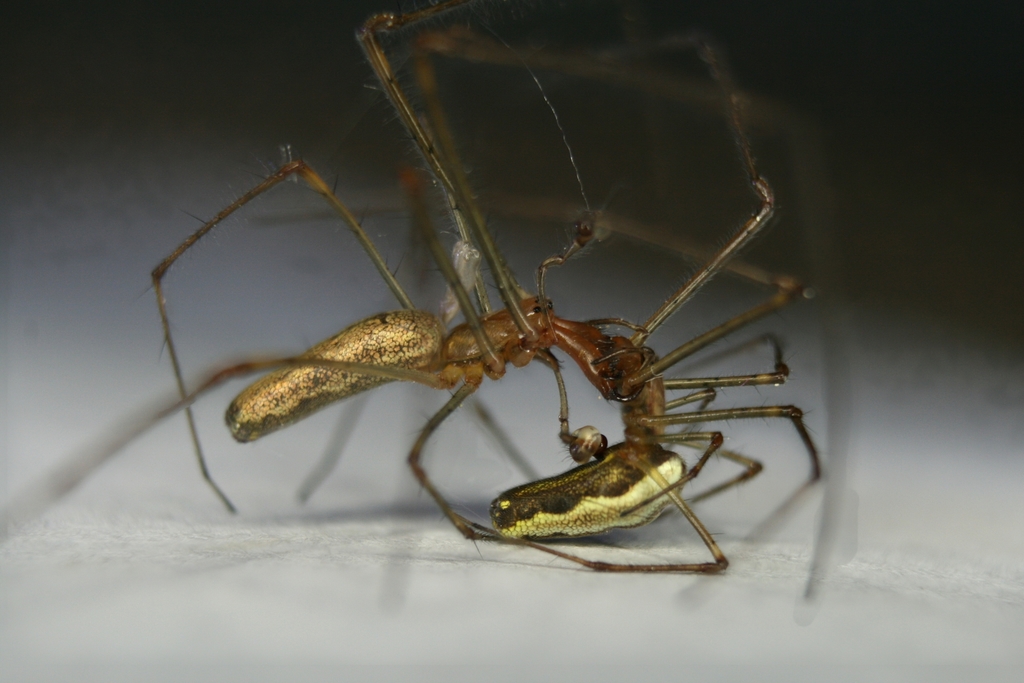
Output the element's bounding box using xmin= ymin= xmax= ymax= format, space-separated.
xmin=490 ymin=444 xmax=685 ymax=539
xmin=226 ymin=310 xmax=444 ymax=442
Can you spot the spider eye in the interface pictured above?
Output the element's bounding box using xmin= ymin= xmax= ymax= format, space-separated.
xmin=547 ymin=301 xmax=553 ymax=310
xmin=532 ymin=306 xmax=543 ymax=314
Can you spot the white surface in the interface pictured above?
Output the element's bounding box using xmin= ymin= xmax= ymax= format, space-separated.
xmin=3 ymin=274 xmax=1023 ymax=680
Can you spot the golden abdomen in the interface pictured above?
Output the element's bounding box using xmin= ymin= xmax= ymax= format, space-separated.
xmin=226 ymin=310 xmax=444 ymax=442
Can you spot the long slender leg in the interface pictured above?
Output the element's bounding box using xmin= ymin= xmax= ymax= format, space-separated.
xmin=406 ymin=383 xmax=489 ymax=540
xmin=401 ymin=168 xmax=503 ymax=374
xmin=635 ymin=432 xmax=764 ymax=507
xmin=688 ymin=449 xmax=763 ymax=504
xmin=659 ymin=334 xmax=790 ymax=414
xmin=416 ymin=28 xmax=776 ymax=133
xmin=0 ymin=355 xmax=447 ymax=539
xmin=358 ymin=2 xmax=478 ymax=255
xmin=616 ymin=431 xmax=723 ymax=515
xmin=417 ymin=27 xmax=816 ymax=298
xmin=630 ymin=38 xmax=776 ymax=344
xmin=409 ymin=44 xmax=539 ymax=337
xmin=361 ymin=4 xmax=541 ymax=341
xmin=533 ymin=349 xmax=572 ymax=445
xmin=295 ymin=393 xmax=370 ymax=504
xmin=469 ymin=399 xmax=540 ymax=481
xmin=648 ymin=431 xmax=725 ymax=500
xmin=638 ymin=404 xmax=821 ymax=538
xmin=462 ymin=517 xmax=729 ymax=573
xmin=409 ymin=51 xmax=494 ymax=318
xmin=581 ymin=343 xmax=788 ymax=533
xmin=638 ymin=405 xmax=819 ymax=481
xmin=152 ymin=160 xmax=415 ymax=511
xmin=664 ymin=388 xmax=716 ymax=412
xmin=623 ymin=278 xmax=803 ymax=393
xmin=649 ymin=336 xmax=790 ymax=503
xmin=474 ymin=195 xmax=806 ymax=308
xmin=662 ymin=333 xmax=789 ymax=392
xmin=469 ymin=346 xmax=574 ymax=481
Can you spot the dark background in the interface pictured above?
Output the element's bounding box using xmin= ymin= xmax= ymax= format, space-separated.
xmin=3 ymin=0 xmax=1022 ymax=345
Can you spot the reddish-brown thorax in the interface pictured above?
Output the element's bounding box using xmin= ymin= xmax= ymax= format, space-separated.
xmin=548 ymin=317 xmax=649 ymax=402
xmin=441 ymin=296 xmax=651 ymax=405
xmin=440 ymin=297 xmax=558 ymax=385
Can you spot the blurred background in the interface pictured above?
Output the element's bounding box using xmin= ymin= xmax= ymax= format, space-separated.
xmin=1 ymin=0 xmax=1022 ymax=678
